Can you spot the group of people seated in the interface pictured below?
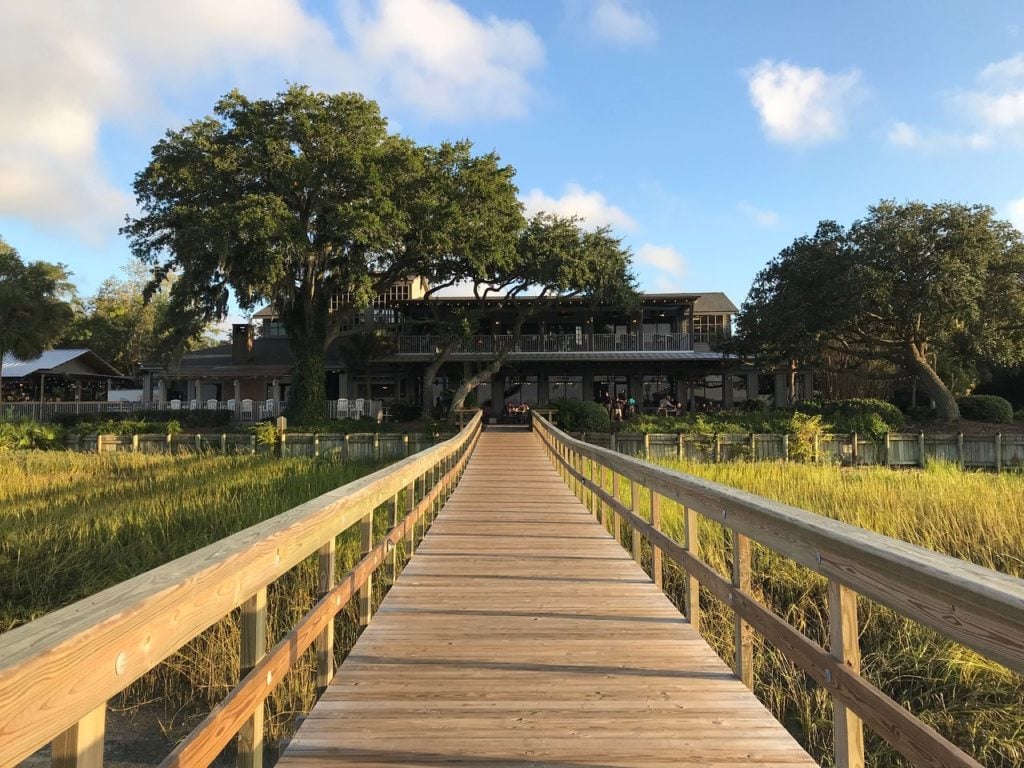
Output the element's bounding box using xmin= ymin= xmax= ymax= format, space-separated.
xmin=656 ymin=392 xmax=684 ymax=416
xmin=597 ymin=390 xmax=685 ymax=420
xmin=503 ymin=401 xmax=531 ymax=424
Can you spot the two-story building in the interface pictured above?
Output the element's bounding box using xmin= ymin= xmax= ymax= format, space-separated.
xmin=141 ymin=281 xmax=806 ymax=417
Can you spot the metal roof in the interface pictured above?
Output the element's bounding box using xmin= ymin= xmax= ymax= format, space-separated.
xmin=1 ymin=349 xmax=124 ymax=378
xmin=383 ymin=351 xmax=737 ymax=363
xmin=693 ymin=292 xmax=739 ymax=314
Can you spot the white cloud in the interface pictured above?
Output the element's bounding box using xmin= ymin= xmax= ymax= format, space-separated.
xmin=585 ymin=0 xmax=657 ymax=47
xmin=0 ymin=0 xmax=345 ymax=241
xmin=521 ymin=183 xmax=637 ymax=231
xmin=340 ymin=0 xmax=544 ymax=120
xmin=887 ymin=121 xmax=921 ymax=148
xmin=746 ymin=59 xmax=862 ymax=146
xmin=1006 ymin=196 xmax=1024 ymax=231
xmin=0 ymin=0 xmax=544 ymax=242
xmin=636 ymin=243 xmax=686 ymax=275
xmin=894 ymin=53 xmax=1024 ymax=151
xmin=736 ymin=201 xmax=779 ymax=226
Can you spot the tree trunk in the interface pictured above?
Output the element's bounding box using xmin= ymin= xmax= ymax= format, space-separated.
xmin=421 ymin=339 xmax=458 ymax=418
xmin=451 ymin=353 xmax=509 ymax=414
xmin=286 ymin=337 xmax=327 ymax=425
xmin=905 ymin=344 xmax=959 ymax=421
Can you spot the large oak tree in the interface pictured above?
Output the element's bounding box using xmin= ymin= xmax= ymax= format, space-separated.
xmin=0 ymin=237 xmax=76 ymax=395
xmin=124 ymin=86 xmax=517 ymax=423
xmin=735 ymin=200 xmax=1024 ymax=421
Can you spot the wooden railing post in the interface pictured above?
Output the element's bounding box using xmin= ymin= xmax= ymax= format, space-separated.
xmin=683 ymin=505 xmax=700 ymax=631
xmin=358 ymin=509 xmax=373 ymax=626
xmin=630 ymin=480 xmax=642 ymax=564
xmin=611 ymin=472 xmax=622 ymax=544
xmin=731 ymin=531 xmax=753 ymax=689
xmin=238 ymin=587 xmax=267 ymax=768
xmin=829 ymin=581 xmax=865 ymax=768
xmin=390 ymin=492 xmax=400 ymax=583
xmin=406 ymin=480 xmax=416 ymax=558
xmin=52 ymin=704 xmax=106 ymax=768
xmin=650 ymin=492 xmax=663 ymax=589
xmin=315 ymin=539 xmax=336 ymax=696
xmin=595 ymin=462 xmax=604 ymax=523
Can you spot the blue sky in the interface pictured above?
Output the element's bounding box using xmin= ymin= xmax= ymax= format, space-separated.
xmin=3 ymin=0 xmax=1024 ymax=315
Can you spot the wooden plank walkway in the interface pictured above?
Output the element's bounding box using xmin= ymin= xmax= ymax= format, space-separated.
xmin=277 ymin=427 xmax=817 ymax=767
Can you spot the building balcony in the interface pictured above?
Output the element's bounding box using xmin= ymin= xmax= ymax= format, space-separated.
xmin=396 ymin=332 xmax=692 ymax=355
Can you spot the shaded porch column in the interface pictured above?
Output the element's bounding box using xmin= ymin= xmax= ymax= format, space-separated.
xmin=774 ymin=372 xmax=789 ymax=407
xmin=142 ymin=372 xmax=152 ymax=405
xmin=746 ymin=372 xmax=758 ymax=401
xmin=537 ymin=371 xmax=549 ymax=406
xmin=157 ymin=378 xmax=167 ymax=408
xmin=582 ymin=369 xmax=594 ymax=401
xmin=722 ymin=373 xmax=734 ymax=409
xmin=233 ymin=379 xmax=241 ymax=418
xmin=688 ymin=379 xmax=696 ymax=411
xmin=801 ymin=371 xmax=815 ymax=400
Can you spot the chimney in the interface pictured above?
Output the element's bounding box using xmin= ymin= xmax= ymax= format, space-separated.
xmin=232 ymin=324 xmax=254 ymax=363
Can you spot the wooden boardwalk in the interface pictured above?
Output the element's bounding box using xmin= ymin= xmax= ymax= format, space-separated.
xmin=277 ymin=427 xmax=816 ymax=768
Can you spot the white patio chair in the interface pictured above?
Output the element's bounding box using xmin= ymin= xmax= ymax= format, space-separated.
xmin=260 ymin=399 xmax=276 ymax=419
xmin=352 ymin=397 xmax=366 ymax=419
xmin=206 ymin=398 xmax=219 ymax=410
xmin=189 ymin=399 xmax=200 ymax=410
xmin=226 ymin=399 xmax=237 ymax=411
xmin=336 ymin=398 xmax=349 ymax=419
xmin=169 ymin=399 xmax=182 ymax=410
xmin=241 ymin=399 xmax=254 ymax=419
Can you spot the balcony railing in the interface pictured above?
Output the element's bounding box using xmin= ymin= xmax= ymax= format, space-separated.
xmin=396 ymin=333 xmax=691 ymax=355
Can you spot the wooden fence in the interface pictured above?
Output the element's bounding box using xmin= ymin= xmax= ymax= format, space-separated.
xmin=571 ymin=430 xmax=1024 ymax=471
xmin=535 ymin=414 xmax=1024 ymax=768
xmin=66 ymin=432 xmax=450 ymax=460
xmin=0 ymin=413 xmax=483 ymax=768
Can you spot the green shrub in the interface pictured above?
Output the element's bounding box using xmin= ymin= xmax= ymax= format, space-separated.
xmin=1015 ymin=409 xmax=1024 ymax=424
xmin=52 ymin=409 xmax=232 ymax=432
xmin=904 ymin=405 xmax=935 ymax=422
xmin=553 ymin=399 xmax=610 ymax=432
xmin=0 ymin=420 xmax=64 ymax=450
xmin=957 ymin=395 xmax=1014 ymax=423
xmin=797 ymin=398 xmax=904 ymax=438
xmin=739 ymin=398 xmax=767 ymax=412
xmin=251 ymin=421 xmax=279 ymax=446
xmin=786 ymin=413 xmax=824 ymax=462
xmin=389 ymin=401 xmax=423 ymax=422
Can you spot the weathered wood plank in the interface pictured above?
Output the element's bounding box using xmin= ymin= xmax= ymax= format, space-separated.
xmin=278 ymin=427 xmax=815 ymax=768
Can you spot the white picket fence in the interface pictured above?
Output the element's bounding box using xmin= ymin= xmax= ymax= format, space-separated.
xmin=1 ymin=398 xmax=384 ymax=423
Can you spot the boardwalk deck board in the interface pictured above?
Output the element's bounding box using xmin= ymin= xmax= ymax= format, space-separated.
xmin=277 ymin=428 xmax=817 ymax=768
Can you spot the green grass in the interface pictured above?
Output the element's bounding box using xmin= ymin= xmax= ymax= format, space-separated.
xmin=0 ymin=450 xmax=399 ymax=744
xmin=607 ymin=459 xmax=1024 ymax=768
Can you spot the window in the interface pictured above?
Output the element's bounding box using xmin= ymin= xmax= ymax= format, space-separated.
xmin=548 ymin=375 xmax=583 ymax=402
xmin=261 ymin=320 xmax=287 ymax=338
xmin=692 ymin=314 xmax=730 ymax=343
xmin=641 ymin=375 xmax=673 ymax=407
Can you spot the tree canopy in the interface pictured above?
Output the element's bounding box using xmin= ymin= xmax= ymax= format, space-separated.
xmin=60 ymin=262 xmax=213 ymax=376
xmin=735 ymin=200 xmax=1024 ymax=421
xmin=123 ymin=85 xmax=528 ymax=423
xmin=0 ymin=237 xmax=76 ymax=391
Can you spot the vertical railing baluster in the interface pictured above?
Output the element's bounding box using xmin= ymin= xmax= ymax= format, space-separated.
xmin=358 ymin=507 xmax=374 ymax=626
xmin=651 ymin=492 xmax=663 ymax=589
xmin=51 ymin=704 xmax=106 ymax=768
xmin=390 ymin=492 xmax=400 ymax=583
xmin=406 ymin=479 xmax=416 ymax=558
xmin=684 ymin=505 xmax=700 ymax=632
xmin=315 ymin=539 xmax=336 ymax=695
xmin=611 ymin=473 xmax=622 ymax=544
xmin=630 ymin=480 xmax=642 ymax=564
xmin=238 ymin=587 xmax=267 ymax=768
xmin=829 ymin=581 xmax=865 ymax=768
xmin=731 ymin=530 xmax=753 ymax=689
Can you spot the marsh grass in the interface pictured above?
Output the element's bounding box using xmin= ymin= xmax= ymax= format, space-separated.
xmin=0 ymin=450 xmax=398 ymax=747
xmin=600 ymin=459 xmax=1024 ymax=767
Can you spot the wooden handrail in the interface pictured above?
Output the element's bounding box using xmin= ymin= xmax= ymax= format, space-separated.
xmin=534 ymin=414 xmax=1024 ymax=768
xmin=0 ymin=412 xmax=482 ymax=768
